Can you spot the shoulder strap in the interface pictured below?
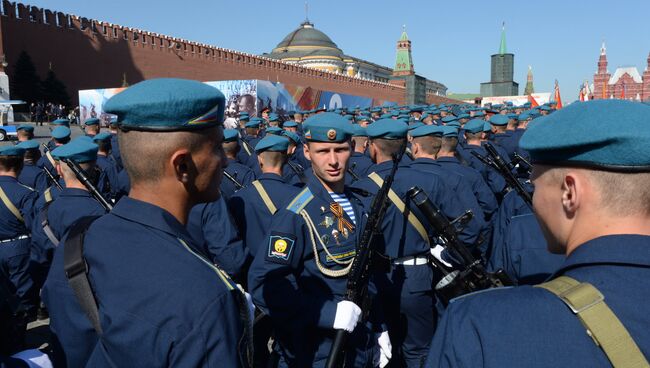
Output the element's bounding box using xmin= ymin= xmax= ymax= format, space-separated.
xmin=286 ymin=187 xmax=313 ymax=214
xmin=368 ymin=172 xmax=430 ymax=245
xmin=536 ymin=276 xmax=649 ymax=368
xmin=0 ymin=185 xmax=24 ymax=222
xmin=252 ymin=180 xmax=277 ymax=214
xmin=45 ymin=150 xmax=56 ymax=167
xmin=44 ymin=187 xmax=53 ymax=203
xmin=63 ymin=216 xmax=103 ymax=335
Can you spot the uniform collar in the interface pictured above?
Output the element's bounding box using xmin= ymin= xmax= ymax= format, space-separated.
xmin=258 ymin=172 xmax=285 ymax=182
xmin=306 ymin=175 xmax=360 ymax=222
xmin=411 ymin=157 xmax=439 ymax=165
xmin=59 ymin=187 xmax=93 ymax=198
xmin=0 ymin=175 xmax=18 ymax=182
xmin=110 ymin=196 xmax=193 ymax=242
xmin=553 ymin=235 xmax=650 ymax=277
xmin=372 ymin=159 xmax=407 ymax=173
xmin=436 ymin=156 xmax=460 ymax=163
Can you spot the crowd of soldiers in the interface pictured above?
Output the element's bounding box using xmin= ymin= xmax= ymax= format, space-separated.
xmin=0 ymin=78 xmax=648 ymax=368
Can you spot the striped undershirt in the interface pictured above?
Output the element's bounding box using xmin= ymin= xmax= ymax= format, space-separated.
xmin=328 ymin=192 xmax=357 ymax=225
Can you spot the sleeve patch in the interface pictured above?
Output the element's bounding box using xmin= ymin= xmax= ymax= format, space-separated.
xmin=266 ymin=232 xmax=296 ymax=264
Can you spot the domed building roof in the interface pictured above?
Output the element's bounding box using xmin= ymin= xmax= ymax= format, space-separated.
xmin=269 ymin=21 xmax=344 ymax=59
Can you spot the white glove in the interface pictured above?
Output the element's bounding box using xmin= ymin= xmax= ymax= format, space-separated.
xmin=374 ymin=331 xmax=392 ymax=368
xmin=333 ymin=300 xmax=362 ymax=332
xmin=430 ymin=244 xmax=452 ymax=267
xmin=11 ymin=349 xmax=53 ymax=368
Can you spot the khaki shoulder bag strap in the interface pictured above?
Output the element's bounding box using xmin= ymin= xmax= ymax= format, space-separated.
xmin=0 ymin=185 xmax=24 ymax=222
xmin=252 ymin=180 xmax=277 ymax=214
xmin=368 ymin=172 xmax=429 ymax=245
xmin=536 ymin=276 xmax=649 ymax=368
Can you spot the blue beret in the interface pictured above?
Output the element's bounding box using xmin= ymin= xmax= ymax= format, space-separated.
xmin=379 ymin=113 xmax=393 ymax=119
xmin=51 ymin=139 xmax=98 ymax=163
xmin=268 ymin=113 xmax=279 ymax=122
xmin=483 ymin=121 xmax=492 ymax=132
xmin=473 ymin=111 xmax=486 ymax=117
xmin=85 ymin=118 xmax=100 ymax=126
xmin=266 ymin=126 xmax=284 ymax=135
xmin=518 ymin=113 xmax=531 ymax=121
xmin=282 ymin=131 xmax=301 ymax=144
xmin=442 ymin=116 xmax=457 ymax=123
xmin=283 ymin=121 xmax=298 ymax=128
xmin=303 ymin=112 xmax=353 ymax=143
xmin=520 ymin=100 xmax=650 ymax=171
xmin=16 ymin=140 xmax=40 ymax=150
xmin=255 ymin=134 xmax=289 ymax=153
xmin=420 ymin=113 xmax=429 ymax=120
xmin=408 ymin=122 xmax=425 ymax=131
xmin=441 ymin=126 xmax=459 ymax=137
xmin=104 ymin=78 xmax=225 ymax=132
xmin=356 ymin=115 xmax=370 ymax=122
xmin=51 ymin=126 xmax=71 ymax=140
xmin=0 ymin=145 xmax=25 ymax=156
xmin=223 ymin=129 xmax=239 ymax=142
xmin=457 ymin=113 xmax=470 ymax=120
xmin=446 ymin=121 xmax=461 ymax=128
xmin=410 ymin=125 xmax=443 ymax=138
xmin=17 ymin=124 xmax=34 ymax=133
xmin=489 ymin=114 xmax=509 ymax=126
xmin=52 ymin=118 xmax=70 ymax=127
xmin=464 ymin=119 xmax=485 ymax=133
xmin=366 ymin=119 xmax=408 ymax=139
xmin=245 ymin=118 xmax=264 ymax=128
xmin=92 ymin=132 xmax=112 ymax=142
xmin=539 ymin=105 xmax=552 ymax=111
xmin=507 ymin=113 xmax=518 ymax=119
xmin=352 ymin=125 xmax=368 ymax=137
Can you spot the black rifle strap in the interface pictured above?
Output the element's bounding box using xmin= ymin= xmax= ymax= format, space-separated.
xmin=40 ymin=201 xmax=59 ymax=246
xmin=63 ymin=215 xmax=103 ymax=335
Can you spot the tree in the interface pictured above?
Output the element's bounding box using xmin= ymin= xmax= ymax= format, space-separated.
xmin=10 ymin=50 xmax=42 ymax=104
xmin=41 ymin=69 xmax=71 ymax=107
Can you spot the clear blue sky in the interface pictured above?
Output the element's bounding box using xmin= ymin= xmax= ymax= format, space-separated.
xmin=24 ymin=0 xmax=650 ymax=100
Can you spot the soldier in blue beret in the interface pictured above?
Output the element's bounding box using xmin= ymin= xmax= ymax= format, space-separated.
xmin=84 ymin=117 xmax=101 ymax=138
xmin=91 ymin=132 xmax=121 ymax=201
xmin=16 ymin=140 xmax=47 ymax=193
xmin=488 ymin=114 xmax=519 ymax=159
xmin=42 ymin=78 xmax=252 ymax=367
xmin=0 ymin=144 xmax=38 ymax=346
xmin=221 ymin=128 xmax=255 ymax=199
xmin=16 ymin=125 xmax=34 ymax=142
xmin=428 ymin=99 xmax=650 ymax=367
xmin=346 ymin=125 xmax=373 ymax=184
xmin=248 ymin=112 xmax=390 ymax=367
xmin=267 ymin=112 xmax=281 ymax=127
xmin=51 ymin=118 xmax=70 ymax=128
xmin=352 ymin=119 xmax=482 ymax=367
xmin=278 ymin=130 xmax=308 ymax=187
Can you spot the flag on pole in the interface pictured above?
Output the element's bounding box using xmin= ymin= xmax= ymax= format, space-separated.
xmin=621 ymin=84 xmax=626 ymax=100
xmin=579 ymin=87 xmax=585 ymax=102
xmin=528 ymin=93 xmax=539 ymax=107
xmin=554 ymin=80 xmax=563 ymax=109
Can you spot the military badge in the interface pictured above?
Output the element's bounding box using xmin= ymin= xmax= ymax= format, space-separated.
xmin=327 ymin=129 xmax=337 ymax=140
xmin=320 ymin=216 xmax=334 ymax=228
xmin=267 ymin=232 xmax=296 ymax=264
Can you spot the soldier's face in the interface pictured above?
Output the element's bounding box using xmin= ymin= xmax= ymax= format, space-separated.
xmin=304 ymin=141 xmax=351 ymax=190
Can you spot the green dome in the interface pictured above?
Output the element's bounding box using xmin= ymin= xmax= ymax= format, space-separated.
xmin=270 ymin=21 xmax=343 ymax=58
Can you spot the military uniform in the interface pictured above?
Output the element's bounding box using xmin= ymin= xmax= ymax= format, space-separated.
xmin=42 ymin=78 xmax=250 ymax=367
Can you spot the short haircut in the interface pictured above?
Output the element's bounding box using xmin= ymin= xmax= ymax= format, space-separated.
xmin=54 ymin=137 xmax=71 ymax=145
xmin=96 ymin=140 xmax=112 ymax=153
xmin=222 ymin=141 xmax=240 ymax=157
xmin=370 ymin=138 xmax=404 ymax=157
xmin=258 ymin=151 xmax=287 ymax=169
xmin=413 ymin=136 xmax=441 ymax=155
xmin=17 ymin=131 xmax=33 ymax=140
xmin=0 ymin=156 xmax=24 ymax=172
xmin=119 ymin=128 xmax=214 ymax=185
xmin=465 ymin=132 xmax=483 ymax=140
xmin=441 ymin=137 xmax=458 ymax=152
xmin=60 ymin=160 xmax=95 ymax=181
xmin=86 ymin=125 xmax=100 ymax=134
xmin=24 ymin=149 xmax=41 ymax=162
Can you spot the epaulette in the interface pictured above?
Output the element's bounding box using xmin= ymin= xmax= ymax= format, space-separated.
xmin=286 ymin=187 xmax=314 ymax=214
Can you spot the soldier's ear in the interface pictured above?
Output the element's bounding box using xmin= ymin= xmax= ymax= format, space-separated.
xmin=170 ymin=149 xmax=192 ymax=183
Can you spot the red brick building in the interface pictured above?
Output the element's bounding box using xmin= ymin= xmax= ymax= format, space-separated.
xmin=592 ymin=43 xmax=650 ymax=101
xmin=0 ymin=1 xmax=460 ymax=106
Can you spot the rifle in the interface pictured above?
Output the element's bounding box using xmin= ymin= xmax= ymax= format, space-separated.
xmin=43 ymin=166 xmax=63 ymax=190
xmin=471 ymin=142 xmax=533 ymax=207
xmin=407 ymin=187 xmax=513 ymax=305
xmin=223 ymin=170 xmax=244 ymax=190
xmin=62 ymin=158 xmax=113 ymax=211
xmin=287 ymin=160 xmax=308 ymax=184
xmin=325 ymin=142 xmax=405 ymax=368
xmin=346 ymin=162 xmax=360 ymax=182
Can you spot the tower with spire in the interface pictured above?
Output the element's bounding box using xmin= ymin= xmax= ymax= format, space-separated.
xmin=643 ymin=51 xmax=650 ymax=101
xmin=480 ymin=22 xmax=518 ymax=97
xmin=593 ymin=42 xmax=611 ymax=99
xmin=524 ymin=66 xmax=534 ymax=95
xmin=393 ymin=25 xmax=414 ymax=76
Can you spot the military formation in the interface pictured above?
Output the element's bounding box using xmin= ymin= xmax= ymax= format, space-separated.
xmin=0 ymin=78 xmax=648 ymax=368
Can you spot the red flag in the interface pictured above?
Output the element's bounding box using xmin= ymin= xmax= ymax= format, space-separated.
xmin=528 ymin=94 xmax=539 ymax=107
xmin=579 ymin=88 xmax=585 ymax=102
xmin=554 ymin=80 xmax=563 ymax=109
xmin=620 ymin=85 xmax=626 ymax=99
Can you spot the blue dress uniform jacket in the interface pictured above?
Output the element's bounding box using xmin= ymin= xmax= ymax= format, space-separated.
xmin=222 ymin=158 xmax=255 ymax=199
xmin=346 ymin=152 xmax=373 ymax=184
xmin=487 ymin=213 xmax=564 ymax=285
xmin=457 ymin=144 xmax=507 ymax=197
xmin=426 ymin=235 xmax=650 ymax=367
xmin=0 ymin=176 xmax=38 ymax=315
xmin=17 ymin=164 xmax=47 ymax=193
xmin=488 ymin=185 xmax=533 ymax=261
xmin=228 ymin=173 xmax=302 ymax=258
xmin=96 ymin=155 xmax=120 ymax=201
xmin=109 ymin=133 xmax=123 ymax=171
xmin=435 ymin=156 xmax=498 ymax=221
xmin=43 ymin=197 xmax=249 ymax=368
xmin=490 ymin=131 xmax=518 ymax=159
xmin=187 ymin=197 xmax=248 ymax=281
xmin=248 ymin=176 xmax=379 ymax=368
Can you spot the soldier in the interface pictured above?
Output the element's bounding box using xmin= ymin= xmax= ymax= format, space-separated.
xmin=92 ymin=132 xmax=121 ymax=202
xmin=352 ymin=119 xmax=479 ymax=367
xmin=0 ymin=145 xmax=38 ymax=334
xmin=248 ymin=112 xmax=391 ymax=367
xmin=488 ymin=114 xmax=518 ymax=159
xmin=107 ymin=121 xmax=123 ymax=171
xmin=16 ymin=125 xmax=34 ymax=142
xmin=221 ymin=129 xmax=256 ymax=199
xmin=426 ymin=100 xmax=650 ymax=367
xmin=16 ymin=140 xmax=47 ymax=193
xmin=346 ymin=125 xmax=373 ymax=184
xmin=83 ymin=117 xmax=100 ymax=138
xmin=42 ymin=78 xmax=252 ymax=367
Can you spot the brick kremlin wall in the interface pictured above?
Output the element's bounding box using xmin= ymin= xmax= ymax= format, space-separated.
xmin=0 ymin=1 xmax=408 ymax=105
